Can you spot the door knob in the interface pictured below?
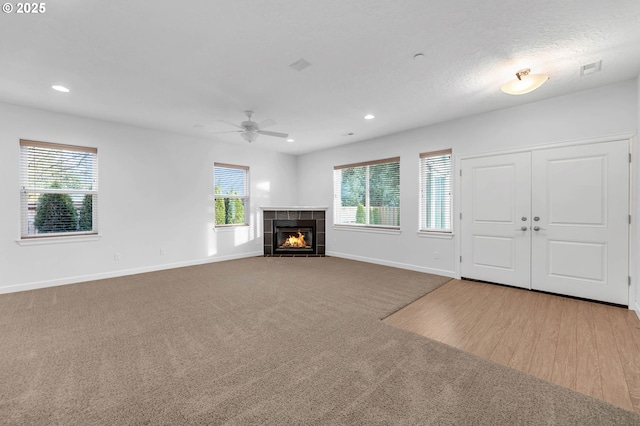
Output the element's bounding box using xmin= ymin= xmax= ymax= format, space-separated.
xmin=521 ymin=216 xmax=527 ymax=221
xmin=533 ymin=216 xmax=540 ymax=221
xmin=533 ymin=226 xmax=545 ymax=231
xmin=517 ymin=226 xmax=528 ymax=231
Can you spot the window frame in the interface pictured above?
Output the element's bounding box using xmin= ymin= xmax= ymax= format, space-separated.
xmin=19 ymin=139 xmax=99 ymax=240
xmin=213 ymin=162 xmax=250 ymax=227
xmin=333 ymin=156 xmax=401 ymax=230
xmin=419 ymin=149 xmax=452 ymax=234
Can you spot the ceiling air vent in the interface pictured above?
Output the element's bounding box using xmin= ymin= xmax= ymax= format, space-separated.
xmin=289 ymin=58 xmax=311 ymax=72
xmin=580 ymin=60 xmax=602 ymax=76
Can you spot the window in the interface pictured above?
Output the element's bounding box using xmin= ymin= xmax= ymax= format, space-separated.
xmin=333 ymin=157 xmax=400 ymax=228
xmin=20 ymin=140 xmax=98 ymax=239
xmin=419 ymin=149 xmax=452 ymax=232
xmin=214 ymin=163 xmax=249 ymax=226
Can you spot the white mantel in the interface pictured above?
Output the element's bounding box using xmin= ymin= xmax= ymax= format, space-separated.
xmin=260 ymin=206 xmax=329 ymax=211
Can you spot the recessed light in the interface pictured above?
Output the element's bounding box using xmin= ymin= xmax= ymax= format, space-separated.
xmin=286 ymin=138 xmax=294 ymax=143
xmin=364 ymin=114 xmax=375 ymax=120
xmin=52 ymin=85 xmax=70 ymax=93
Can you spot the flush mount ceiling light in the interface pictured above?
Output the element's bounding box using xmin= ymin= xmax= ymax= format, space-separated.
xmin=500 ymin=68 xmax=548 ymax=95
xmin=51 ymin=85 xmax=70 ymax=93
xmin=364 ymin=114 xmax=375 ymax=120
xmin=286 ymin=138 xmax=294 ymax=143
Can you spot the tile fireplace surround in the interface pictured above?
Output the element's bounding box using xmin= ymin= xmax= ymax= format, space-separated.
xmin=261 ymin=206 xmax=328 ymax=257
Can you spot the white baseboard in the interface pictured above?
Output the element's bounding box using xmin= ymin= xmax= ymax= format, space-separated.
xmin=634 ymin=300 xmax=640 ymax=321
xmin=0 ymin=251 xmax=263 ymax=295
xmin=326 ymin=251 xmax=457 ymax=278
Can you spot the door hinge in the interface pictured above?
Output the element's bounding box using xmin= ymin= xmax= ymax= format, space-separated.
xmin=629 ymin=214 xmax=632 ymax=224
xmin=460 ymin=169 xmax=462 ymax=176
xmin=630 ymin=153 xmax=632 ymax=163
xmin=629 ymin=276 xmax=631 ymax=286
xmin=460 ymin=256 xmax=462 ymax=263
xmin=460 ymin=212 xmax=462 ymax=220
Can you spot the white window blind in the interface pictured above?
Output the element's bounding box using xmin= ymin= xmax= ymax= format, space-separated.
xmin=20 ymin=140 xmax=98 ymax=238
xmin=419 ymin=149 xmax=452 ymax=232
xmin=214 ymin=163 xmax=249 ymax=226
xmin=333 ymin=157 xmax=400 ymax=228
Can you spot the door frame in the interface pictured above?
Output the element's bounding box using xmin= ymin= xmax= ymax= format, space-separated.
xmin=454 ymin=133 xmax=635 ymax=308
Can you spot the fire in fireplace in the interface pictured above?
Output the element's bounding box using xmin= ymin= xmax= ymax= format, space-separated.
xmin=273 ymin=220 xmax=315 ymax=254
xmin=280 ymin=229 xmax=311 ymax=249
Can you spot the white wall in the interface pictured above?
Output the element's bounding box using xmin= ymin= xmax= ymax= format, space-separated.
xmin=297 ymin=80 xmax=639 ymax=280
xmin=2 ymin=80 xmax=638 ymax=296
xmin=0 ymin=102 xmax=298 ymax=293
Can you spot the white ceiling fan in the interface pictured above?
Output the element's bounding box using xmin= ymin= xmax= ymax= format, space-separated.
xmin=208 ymin=111 xmax=289 ymax=143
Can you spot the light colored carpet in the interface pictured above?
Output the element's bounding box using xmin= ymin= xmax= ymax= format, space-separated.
xmin=0 ymin=257 xmax=638 ymax=425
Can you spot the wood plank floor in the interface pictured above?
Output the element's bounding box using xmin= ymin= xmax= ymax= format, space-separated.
xmin=384 ymin=279 xmax=640 ymax=414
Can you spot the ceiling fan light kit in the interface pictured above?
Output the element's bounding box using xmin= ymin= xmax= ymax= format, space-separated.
xmin=501 ymin=68 xmax=549 ymax=95
xmin=241 ymin=131 xmax=259 ymax=143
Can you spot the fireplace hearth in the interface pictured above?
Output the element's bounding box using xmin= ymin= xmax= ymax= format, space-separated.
xmin=261 ymin=207 xmax=327 ymax=257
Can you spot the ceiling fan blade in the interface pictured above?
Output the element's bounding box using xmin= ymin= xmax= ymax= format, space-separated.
xmin=208 ymin=130 xmax=243 ymax=134
xmin=258 ymin=118 xmax=276 ymax=129
xmin=257 ymin=130 xmax=289 ymax=138
xmin=216 ymin=119 xmax=244 ymax=129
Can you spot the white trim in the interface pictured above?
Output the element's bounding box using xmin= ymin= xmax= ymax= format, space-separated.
xmin=260 ymin=206 xmax=329 ymax=211
xmin=0 ymin=251 xmax=262 ymax=295
xmin=458 ymin=132 xmax=636 ymax=161
xmin=16 ymin=234 xmax=102 ymax=246
xmin=333 ymin=225 xmax=401 ymax=235
xmin=214 ymin=225 xmax=250 ymax=232
xmin=417 ymin=231 xmax=454 ymax=240
xmin=629 ymin=134 xmax=637 ymax=312
xmin=327 ymin=250 xmax=458 ymax=278
xmin=629 ymin=134 xmax=635 ymax=310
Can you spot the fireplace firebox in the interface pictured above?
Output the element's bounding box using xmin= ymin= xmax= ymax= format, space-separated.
xmin=273 ymin=220 xmax=315 ymax=254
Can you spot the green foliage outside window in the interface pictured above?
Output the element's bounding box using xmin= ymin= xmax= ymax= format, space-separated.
xmin=34 ymin=182 xmax=78 ymax=233
xmin=214 ymin=186 xmax=226 ymax=224
xmin=369 ymin=207 xmax=381 ymax=225
xmin=215 ymin=187 xmax=245 ymax=225
xmin=78 ymin=194 xmax=93 ymax=231
xmin=341 ymin=167 xmax=366 ymax=207
xmin=356 ymin=203 xmax=366 ymax=224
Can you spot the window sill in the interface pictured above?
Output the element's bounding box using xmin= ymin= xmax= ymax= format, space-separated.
xmin=16 ymin=234 xmax=102 ymax=246
xmin=214 ymin=225 xmax=250 ymax=232
xmin=417 ymin=231 xmax=454 ymax=240
xmin=333 ymin=225 xmax=401 ymax=235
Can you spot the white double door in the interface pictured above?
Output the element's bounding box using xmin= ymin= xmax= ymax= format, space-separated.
xmin=461 ymin=140 xmax=629 ymax=305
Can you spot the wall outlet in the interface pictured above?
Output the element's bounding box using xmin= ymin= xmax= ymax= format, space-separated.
xmin=114 ymin=252 xmax=121 ymax=261
xmin=160 ymin=248 xmax=166 ymax=255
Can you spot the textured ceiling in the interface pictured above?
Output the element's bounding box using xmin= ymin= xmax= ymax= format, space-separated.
xmin=1 ymin=0 xmax=639 ymax=154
